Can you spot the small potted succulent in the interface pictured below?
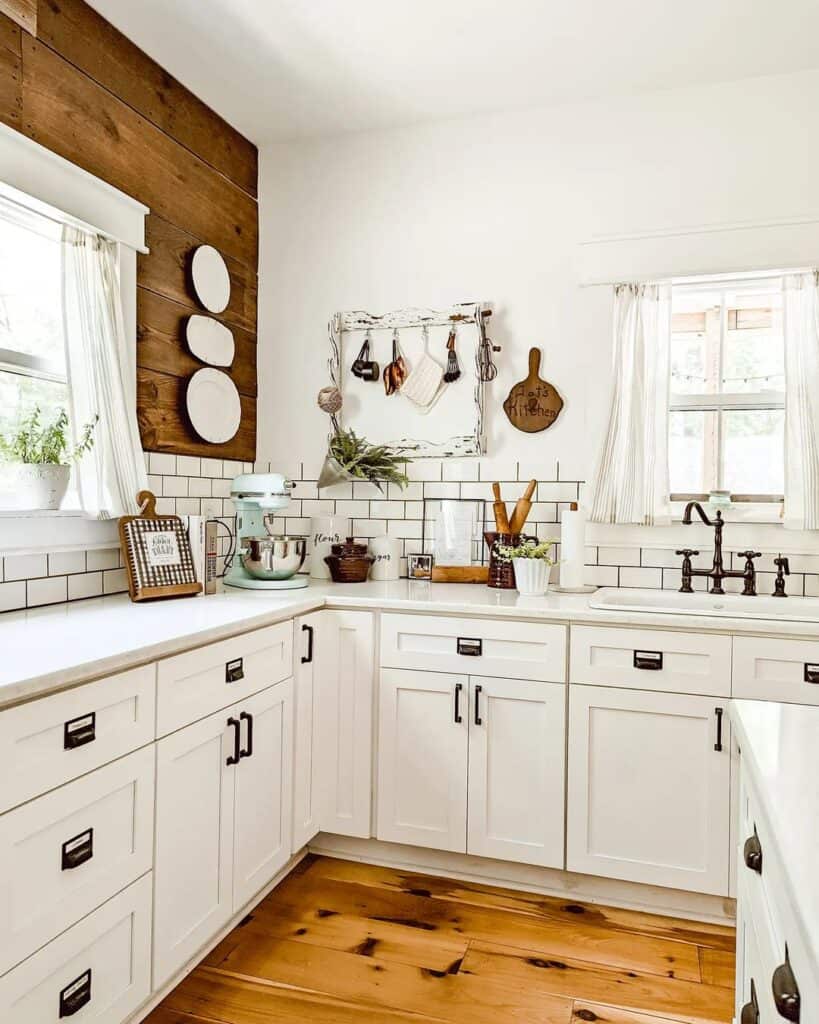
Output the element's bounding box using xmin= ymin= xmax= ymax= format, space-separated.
xmin=496 ymin=538 xmax=556 ymax=596
xmin=0 ymin=407 xmax=98 ymax=510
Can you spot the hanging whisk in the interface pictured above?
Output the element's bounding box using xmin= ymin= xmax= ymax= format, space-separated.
xmin=477 ymin=310 xmax=499 ymax=382
xmin=443 ymin=325 xmax=461 ymax=383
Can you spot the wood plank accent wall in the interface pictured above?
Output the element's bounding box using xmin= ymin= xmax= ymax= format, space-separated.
xmin=0 ymin=0 xmax=259 ymax=461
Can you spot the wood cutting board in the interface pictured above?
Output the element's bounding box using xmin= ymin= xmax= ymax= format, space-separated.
xmin=503 ymin=347 xmax=564 ymax=433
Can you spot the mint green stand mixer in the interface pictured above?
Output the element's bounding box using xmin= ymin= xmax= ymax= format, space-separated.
xmin=224 ymin=473 xmax=309 ymax=591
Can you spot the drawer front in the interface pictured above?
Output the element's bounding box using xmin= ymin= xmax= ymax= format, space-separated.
xmin=380 ymin=613 xmax=566 ymax=682
xmin=570 ymin=625 xmax=731 ymax=696
xmin=734 ymin=635 xmax=819 ymax=704
xmin=0 ymin=665 xmax=155 ymax=814
xmin=157 ymin=621 xmax=293 ymax=735
xmin=0 ymin=747 xmax=154 ymax=976
xmin=0 ymin=874 xmax=151 ymax=1024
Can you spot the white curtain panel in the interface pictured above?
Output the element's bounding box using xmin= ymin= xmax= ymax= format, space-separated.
xmin=589 ymin=282 xmax=672 ymax=525
xmin=62 ymin=226 xmax=147 ymax=518
xmin=783 ymin=271 xmax=819 ymax=530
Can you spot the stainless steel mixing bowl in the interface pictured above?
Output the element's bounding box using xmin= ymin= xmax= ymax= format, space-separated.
xmin=240 ymin=535 xmax=306 ymax=580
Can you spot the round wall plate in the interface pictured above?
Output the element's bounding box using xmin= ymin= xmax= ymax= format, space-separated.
xmin=190 ymin=245 xmax=231 ymax=313
xmin=186 ymin=315 xmax=235 ymax=367
xmin=186 ymin=368 xmax=241 ymax=443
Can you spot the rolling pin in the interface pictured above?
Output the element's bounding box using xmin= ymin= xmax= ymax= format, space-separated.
xmin=492 ymin=482 xmax=510 ymax=533
xmin=509 ymin=479 xmax=537 ymax=534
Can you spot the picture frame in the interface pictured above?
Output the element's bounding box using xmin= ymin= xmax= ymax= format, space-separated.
xmin=408 ymin=553 xmax=434 ymax=580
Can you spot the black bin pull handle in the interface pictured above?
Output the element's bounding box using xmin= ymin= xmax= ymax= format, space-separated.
xmin=741 ymin=979 xmax=760 ymax=1024
xmin=457 ymin=637 xmax=482 ymax=657
xmin=744 ymin=827 xmax=763 ymax=874
xmin=714 ymin=707 xmax=724 ymax=752
xmin=59 ymin=969 xmax=92 ymax=1018
xmin=474 ymin=684 xmax=483 ymax=726
xmin=772 ymin=947 xmax=801 ymax=1022
xmin=61 ymin=828 xmax=94 ymax=871
xmin=804 ymin=663 xmax=819 ymax=684
xmin=633 ymin=650 xmax=663 ymax=671
xmin=64 ymin=712 xmax=96 ymax=750
xmin=226 ymin=717 xmax=241 ymax=766
xmin=239 ymin=711 xmax=254 ymax=759
xmin=301 ymin=623 xmax=314 ymax=664
xmin=454 ymin=683 xmax=463 ymax=724
xmin=225 ymin=657 xmax=244 ymax=684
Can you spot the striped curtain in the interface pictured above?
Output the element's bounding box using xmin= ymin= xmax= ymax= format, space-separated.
xmin=589 ymin=283 xmax=672 ymax=525
xmin=783 ymin=271 xmax=819 ymax=530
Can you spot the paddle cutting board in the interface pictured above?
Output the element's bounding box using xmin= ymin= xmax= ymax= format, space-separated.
xmin=503 ymin=348 xmax=564 ymax=433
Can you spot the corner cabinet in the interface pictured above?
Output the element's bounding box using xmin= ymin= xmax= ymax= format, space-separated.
xmin=567 ymin=685 xmax=731 ymax=895
xmin=376 ymin=667 xmax=566 ymax=867
xmin=293 ymin=609 xmax=375 ymax=850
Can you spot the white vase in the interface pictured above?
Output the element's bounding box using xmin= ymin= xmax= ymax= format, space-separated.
xmin=512 ymin=558 xmax=550 ymax=596
xmin=2 ymin=463 xmax=71 ymax=511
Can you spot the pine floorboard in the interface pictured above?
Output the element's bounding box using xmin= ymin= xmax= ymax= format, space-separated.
xmin=146 ymin=854 xmax=735 ymax=1024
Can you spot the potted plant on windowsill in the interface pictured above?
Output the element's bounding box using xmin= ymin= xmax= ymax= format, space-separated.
xmin=496 ymin=538 xmax=557 ymax=596
xmin=0 ymin=407 xmax=98 ymax=511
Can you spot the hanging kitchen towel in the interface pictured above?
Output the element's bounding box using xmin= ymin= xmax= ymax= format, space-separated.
xmin=401 ymin=325 xmax=444 ymax=409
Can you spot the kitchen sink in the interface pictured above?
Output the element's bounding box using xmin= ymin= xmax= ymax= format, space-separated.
xmin=589 ymin=587 xmax=819 ymax=622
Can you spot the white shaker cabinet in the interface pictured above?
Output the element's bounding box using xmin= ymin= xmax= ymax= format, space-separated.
xmin=154 ymin=677 xmax=293 ymax=988
xmin=468 ymin=675 xmax=565 ymax=868
xmin=377 ymin=668 xmax=468 ymax=853
xmin=292 ymin=611 xmax=324 ymax=850
xmin=567 ymin=685 xmax=731 ymax=895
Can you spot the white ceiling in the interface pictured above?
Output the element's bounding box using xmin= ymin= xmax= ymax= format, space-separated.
xmin=89 ymin=0 xmax=819 ymax=144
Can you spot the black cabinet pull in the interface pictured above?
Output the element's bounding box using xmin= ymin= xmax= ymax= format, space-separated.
xmin=226 ymin=717 xmax=241 ymax=765
xmin=633 ymin=650 xmax=663 ymax=671
xmin=714 ymin=707 xmax=724 ymax=752
xmin=61 ymin=828 xmax=94 ymax=871
xmin=64 ymin=712 xmax=96 ymax=750
xmin=59 ymin=969 xmax=92 ymax=1018
xmin=474 ymin=685 xmax=483 ymax=726
xmin=744 ymin=828 xmax=763 ymax=874
xmin=804 ymin=663 xmax=819 ymax=684
xmin=741 ymin=979 xmax=760 ymax=1024
xmin=301 ymin=624 xmax=314 ymax=664
xmin=239 ymin=711 xmax=254 ymax=759
xmin=457 ymin=637 xmax=482 ymax=657
xmin=226 ymin=658 xmax=244 ymax=683
xmin=772 ymin=948 xmax=800 ymax=1021
xmin=454 ymin=683 xmax=463 ymax=724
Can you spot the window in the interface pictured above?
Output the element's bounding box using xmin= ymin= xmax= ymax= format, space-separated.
xmin=668 ymin=275 xmax=786 ymax=503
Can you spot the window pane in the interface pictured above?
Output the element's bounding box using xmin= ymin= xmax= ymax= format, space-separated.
xmin=0 ymin=210 xmax=65 ymax=372
xmin=722 ymin=287 xmax=784 ymax=393
xmin=669 ymin=409 xmax=719 ymax=494
xmin=670 ymin=293 xmax=719 ymax=395
xmin=0 ymin=369 xmax=70 ymax=444
xmin=722 ymin=409 xmax=784 ymax=496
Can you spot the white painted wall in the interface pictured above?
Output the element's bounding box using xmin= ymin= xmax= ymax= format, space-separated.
xmin=258 ymin=68 xmax=819 ymax=551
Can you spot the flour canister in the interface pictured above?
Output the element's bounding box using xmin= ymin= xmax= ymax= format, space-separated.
xmin=309 ymin=515 xmax=350 ymax=579
xmin=369 ymin=536 xmax=401 ymax=581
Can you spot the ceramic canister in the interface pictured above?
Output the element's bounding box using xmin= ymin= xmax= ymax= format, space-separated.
xmin=309 ymin=515 xmax=350 ymax=579
xmin=369 ymin=536 xmax=401 ymax=581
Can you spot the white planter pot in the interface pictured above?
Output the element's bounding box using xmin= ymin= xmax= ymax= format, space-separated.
xmin=512 ymin=558 xmax=550 ymax=596
xmin=2 ymin=463 xmax=71 ymax=511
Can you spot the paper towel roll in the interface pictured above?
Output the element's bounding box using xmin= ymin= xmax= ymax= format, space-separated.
xmin=560 ymin=504 xmax=586 ymax=590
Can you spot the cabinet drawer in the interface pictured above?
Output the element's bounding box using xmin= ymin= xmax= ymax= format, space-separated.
xmin=0 ymin=747 xmax=154 ymax=976
xmin=157 ymin=622 xmax=293 ymax=735
xmin=734 ymin=635 xmax=819 ymax=704
xmin=0 ymin=665 xmax=155 ymax=814
xmin=570 ymin=625 xmax=731 ymax=696
xmin=380 ymin=613 xmax=566 ymax=682
xmin=0 ymin=874 xmax=151 ymax=1023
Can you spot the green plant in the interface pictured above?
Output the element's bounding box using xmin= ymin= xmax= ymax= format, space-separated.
xmin=496 ymin=539 xmax=556 ymax=563
xmin=328 ymin=428 xmax=410 ymax=488
xmin=0 ymin=407 xmax=98 ymax=465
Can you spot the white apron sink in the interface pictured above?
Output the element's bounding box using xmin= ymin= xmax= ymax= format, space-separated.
xmin=589 ymin=587 xmax=819 ymax=622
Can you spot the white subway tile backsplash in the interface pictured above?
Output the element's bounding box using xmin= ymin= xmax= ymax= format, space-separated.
xmin=353 ymin=519 xmax=387 ymax=538
xmin=189 ymin=478 xmax=212 ymax=498
xmin=459 ymin=482 xmax=492 ymax=500
xmin=201 ymin=457 xmax=224 ymax=478
xmin=352 ymin=482 xmax=384 ymax=499
xmin=442 ymin=460 xmax=480 ymax=482
xmin=389 ymin=482 xmax=423 ymax=501
xmin=370 ymin=501 xmax=405 ymax=519
xmin=149 ymin=452 xmax=176 ymax=474
xmin=222 ymin=459 xmax=243 ymax=479
xmin=103 ymin=568 xmax=128 ymax=594
xmin=291 ymin=481 xmax=319 ymax=500
xmin=518 ymin=458 xmax=558 ymax=483
xmin=4 ymin=553 xmax=48 ymax=581
xmin=176 ymin=456 xmax=201 ymax=476
xmin=27 ymin=575 xmax=68 ymax=607
xmin=619 ymin=566 xmax=663 ymax=589
xmin=201 ymin=498 xmax=223 ymax=519
xmin=301 ymin=499 xmax=336 ymax=516
xmin=423 ymin=483 xmax=460 ymax=499
xmin=86 ymin=548 xmax=119 ymax=571
xmin=212 ymin=479 xmax=231 ymax=498
xmin=48 ymin=551 xmax=86 ymax=576
xmin=387 ymin=520 xmax=423 ymax=539
xmin=175 ymin=498 xmax=201 ymax=516
xmin=478 ymin=456 xmax=518 ymax=482
xmin=406 ymin=460 xmax=442 ymax=482
xmin=334 ymin=500 xmax=369 ymax=518
xmin=584 ymin=564 xmax=618 ymax=587
xmin=537 ymin=481 xmax=580 ymax=502
xmin=598 ymin=546 xmax=641 ymax=567
xmin=0 ymin=581 xmax=26 ymax=612
xmin=68 ymin=572 xmax=103 ymax=601
xmin=162 ymin=476 xmax=189 ymax=497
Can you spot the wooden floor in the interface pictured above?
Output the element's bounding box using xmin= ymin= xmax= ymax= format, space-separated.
xmin=146 ymin=854 xmax=736 ymax=1024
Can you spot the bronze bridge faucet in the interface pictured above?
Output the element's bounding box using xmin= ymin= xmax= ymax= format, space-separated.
xmin=676 ymin=502 xmax=760 ymax=596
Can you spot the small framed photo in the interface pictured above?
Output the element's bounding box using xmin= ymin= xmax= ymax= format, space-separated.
xmin=408 ymin=553 xmax=434 ymax=580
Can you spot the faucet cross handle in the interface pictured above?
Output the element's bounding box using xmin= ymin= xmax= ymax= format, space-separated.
xmin=675 ymin=548 xmax=700 ymax=557
xmin=738 ymin=550 xmax=762 ymax=562
xmin=737 ymin=550 xmax=761 ymax=597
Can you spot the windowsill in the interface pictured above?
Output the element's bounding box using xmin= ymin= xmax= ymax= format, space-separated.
xmin=669 ymin=502 xmax=784 ymax=525
xmin=0 ymin=507 xmax=118 ymax=555
xmin=0 ymin=508 xmax=85 ymax=517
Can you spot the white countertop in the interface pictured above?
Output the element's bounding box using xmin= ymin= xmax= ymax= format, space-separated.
xmin=1 ymin=578 xmax=816 ymax=709
xmin=730 ymin=699 xmax=819 ymax=975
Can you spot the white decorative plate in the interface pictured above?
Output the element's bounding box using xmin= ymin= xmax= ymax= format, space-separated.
xmin=191 ymin=245 xmax=231 ymax=313
xmin=186 ymin=315 xmax=235 ymax=367
xmin=186 ymin=368 xmax=241 ymax=443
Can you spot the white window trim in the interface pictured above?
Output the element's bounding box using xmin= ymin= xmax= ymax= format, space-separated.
xmin=0 ymin=124 xmax=149 ymax=555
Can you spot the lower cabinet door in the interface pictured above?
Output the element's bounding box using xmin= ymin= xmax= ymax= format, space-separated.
xmin=0 ymin=873 xmax=152 ymax=1024
xmin=153 ymin=710 xmax=236 ymax=989
xmin=293 ymin=612 xmax=324 ymax=851
xmin=567 ymin=685 xmax=730 ymax=895
xmin=377 ymin=668 xmax=468 ymax=853
xmin=467 ymin=677 xmax=565 ymax=868
xmin=233 ymin=679 xmax=293 ymax=910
